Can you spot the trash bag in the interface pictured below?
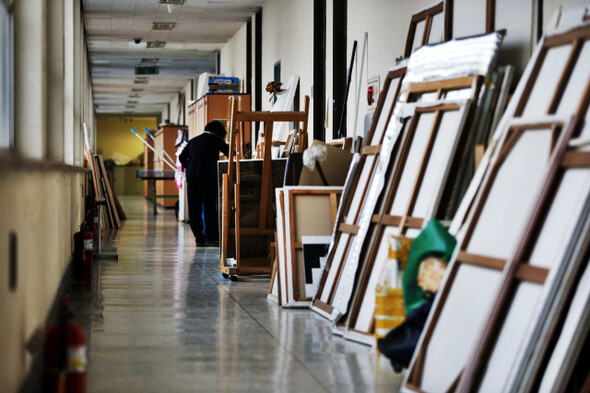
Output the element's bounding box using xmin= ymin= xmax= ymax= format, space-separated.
xmin=377 ymin=294 xmax=434 ymax=372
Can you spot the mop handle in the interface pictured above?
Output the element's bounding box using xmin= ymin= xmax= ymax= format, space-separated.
xmin=144 ymin=127 xmax=177 ymax=166
xmin=130 ymin=129 xmax=181 ymax=175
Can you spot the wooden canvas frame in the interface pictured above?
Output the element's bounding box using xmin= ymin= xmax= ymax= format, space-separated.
xmin=219 ymin=96 xmax=309 ymax=277
xmin=458 ymin=36 xmax=590 ymax=386
xmin=458 ymin=118 xmax=590 ymax=391
xmin=405 ymin=1 xmax=448 ymax=58
xmin=281 ymin=187 xmax=342 ymax=308
xmin=312 ymin=75 xmax=483 ymax=322
xmin=342 ymin=100 xmax=473 ymax=344
xmin=404 ymin=24 xmax=590 ymax=392
xmin=403 ymin=117 xmax=573 ymax=392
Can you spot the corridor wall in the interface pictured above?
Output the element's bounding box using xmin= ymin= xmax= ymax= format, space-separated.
xmin=0 ymin=0 xmax=95 ymax=391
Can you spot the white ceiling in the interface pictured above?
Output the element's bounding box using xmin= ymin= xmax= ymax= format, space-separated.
xmin=84 ymin=0 xmax=266 ymax=115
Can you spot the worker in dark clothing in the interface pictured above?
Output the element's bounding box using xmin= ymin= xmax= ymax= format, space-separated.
xmin=179 ymin=121 xmax=229 ymax=247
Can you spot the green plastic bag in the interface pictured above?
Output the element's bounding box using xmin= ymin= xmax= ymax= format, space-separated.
xmin=402 ymin=219 xmax=456 ymax=314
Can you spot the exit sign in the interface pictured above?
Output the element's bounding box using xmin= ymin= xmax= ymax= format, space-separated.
xmin=135 ymin=67 xmax=159 ymax=75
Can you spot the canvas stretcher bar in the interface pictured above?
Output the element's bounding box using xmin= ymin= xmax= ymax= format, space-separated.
xmin=312 ymin=76 xmax=482 ymax=319
xmin=344 ymin=100 xmax=472 ymax=343
xmin=403 ymin=116 xmax=573 ymax=392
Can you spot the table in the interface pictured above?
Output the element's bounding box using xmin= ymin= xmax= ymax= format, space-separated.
xmin=136 ymin=170 xmax=178 ymax=215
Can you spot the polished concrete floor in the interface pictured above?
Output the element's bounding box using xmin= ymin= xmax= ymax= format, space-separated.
xmin=71 ymin=196 xmax=403 ymax=392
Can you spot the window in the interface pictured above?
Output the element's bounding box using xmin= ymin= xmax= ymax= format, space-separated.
xmin=0 ymin=0 xmax=14 ymax=149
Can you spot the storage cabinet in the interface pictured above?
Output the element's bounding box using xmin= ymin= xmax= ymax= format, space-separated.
xmin=188 ymin=94 xmax=251 ymax=153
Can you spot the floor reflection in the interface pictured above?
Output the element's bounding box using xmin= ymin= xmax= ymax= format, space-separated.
xmin=74 ymin=196 xmax=402 ymax=392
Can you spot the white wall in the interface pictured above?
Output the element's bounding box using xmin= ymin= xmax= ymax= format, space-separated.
xmin=0 ymin=0 xmax=92 ymax=390
xmin=220 ymin=22 xmax=248 ymax=93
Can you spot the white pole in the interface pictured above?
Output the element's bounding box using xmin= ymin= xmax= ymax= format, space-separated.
xmin=144 ymin=127 xmax=177 ymax=165
xmin=130 ymin=129 xmax=185 ymax=179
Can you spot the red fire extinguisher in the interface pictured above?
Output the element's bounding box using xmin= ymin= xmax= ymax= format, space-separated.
xmin=42 ymin=295 xmax=87 ymax=393
xmin=73 ymin=222 xmax=93 ymax=272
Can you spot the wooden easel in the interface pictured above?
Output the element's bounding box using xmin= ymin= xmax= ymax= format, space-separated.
xmin=219 ymin=95 xmax=310 ymax=279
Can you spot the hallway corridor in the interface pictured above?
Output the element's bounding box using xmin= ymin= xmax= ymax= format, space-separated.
xmin=72 ymin=197 xmax=401 ymax=392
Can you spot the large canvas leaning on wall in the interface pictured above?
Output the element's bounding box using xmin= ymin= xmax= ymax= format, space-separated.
xmin=403 ymin=9 xmax=590 ymax=392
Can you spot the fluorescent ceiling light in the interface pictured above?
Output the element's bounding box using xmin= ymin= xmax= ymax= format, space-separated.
xmin=146 ymin=41 xmax=166 ymax=49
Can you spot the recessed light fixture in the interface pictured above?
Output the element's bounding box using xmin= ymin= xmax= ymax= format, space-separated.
xmin=146 ymin=41 xmax=165 ymax=49
xmin=141 ymin=58 xmax=159 ymax=64
xmin=152 ymin=22 xmax=175 ymax=30
xmin=159 ymin=0 xmax=184 ymax=4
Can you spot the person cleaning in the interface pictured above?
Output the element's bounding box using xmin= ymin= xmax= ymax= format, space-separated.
xmin=179 ymin=121 xmax=229 ymax=247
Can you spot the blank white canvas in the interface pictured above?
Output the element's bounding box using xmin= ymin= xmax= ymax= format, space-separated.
xmin=529 ymin=170 xmax=590 ymax=268
xmin=420 ymin=264 xmax=502 ymax=392
xmin=466 ymin=129 xmax=554 ymax=259
xmin=522 ymin=45 xmax=571 ymax=117
xmin=412 ymin=110 xmax=462 ymax=216
xmin=271 ymin=74 xmax=300 ymax=142
xmin=390 ymin=112 xmax=437 ymax=215
xmin=478 ymin=282 xmax=542 ymax=392
xmin=539 ymin=257 xmax=590 ymax=393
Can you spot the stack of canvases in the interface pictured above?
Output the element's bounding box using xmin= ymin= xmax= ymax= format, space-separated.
xmin=269 ymin=141 xmax=354 ymax=307
xmin=309 ymin=31 xmax=509 ymax=345
xmin=402 ymin=3 xmax=590 ymax=392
